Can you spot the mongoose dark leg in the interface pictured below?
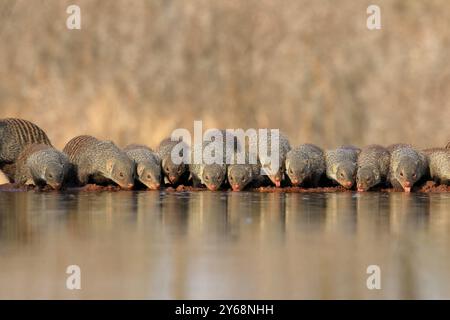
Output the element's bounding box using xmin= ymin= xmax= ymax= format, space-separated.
xmin=311 ymin=174 xmax=322 ymax=188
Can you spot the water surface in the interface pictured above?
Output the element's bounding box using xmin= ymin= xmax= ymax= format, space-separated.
xmin=0 ymin=190 xmax=449 ymax=299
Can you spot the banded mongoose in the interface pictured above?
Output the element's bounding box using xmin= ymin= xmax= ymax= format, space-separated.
xmin=227 ymin=149 xmax=261 ymax=191
xmin=63 ymin=135 xmax=135 ymax=189
xmin=157 ymin=138 xmax=189 ymax=185
xmin=356 ymin=145 xmax=390 ymax=192
xmin=257 ymin=130 xmax=291 ymax=187
xmin=325 ymin=146 xmax=360 ymax=189
xmin=0 ymin=118 xmax=51 ymax=164
xmin=389 ymin=145 xmax=428 ymax=192
xmin=124 ymin=144 xmax=161 ymax=190
xmin=285 ymin=144 xmax=325 ymax=187
xmin=12 ymin=144 xmax=70 ymax=190
xmin=386 ymin=143 xmax=411 ymax=153
xmin=190 ymin=131 xmax=236 ymax=191
xmin=423 ymin=148 xmax=450 ymax=185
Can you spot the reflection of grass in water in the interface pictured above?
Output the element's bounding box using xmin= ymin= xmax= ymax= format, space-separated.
xmin=1 ymin=0 xmax=450 ymax=150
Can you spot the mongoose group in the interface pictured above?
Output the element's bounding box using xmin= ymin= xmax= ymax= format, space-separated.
xmin=0 ymin=118 xmax=449 ymax=192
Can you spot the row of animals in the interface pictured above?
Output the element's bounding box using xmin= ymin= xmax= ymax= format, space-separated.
xmin=0 ymin=118 xmax=449 ymax=192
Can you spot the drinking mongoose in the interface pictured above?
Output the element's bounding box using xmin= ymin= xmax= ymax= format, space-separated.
xmin=285 ymin=144 xmax=325 ymax=187
xmin=63 ymin=135 xmax=135 ymax=189
xmin=190 ymin=138 xmax=234 ymax=191
xmin=124 ymin=144 xmax=161 ymax=190
xmin=423 ymin=148 xmax=450 ymax=185
xmin=0 ymin=118 xmax=52 ymax=164
xmin=325 ymin=146 xmax=360 ymax=189
xmin=257 ymin=131 xmax=291 ymax=187
xmin=356 ymin=145 xmax=390 ymax=191
xmin=13 ymin=144 xmax=70 ymax=189
xmin=227 ymin=149 xmax=261 ymax=191
xmin=157 ymin=137 xmax=189 ymax=185
xmin=389 ymin=145 xmax=428 ymax=192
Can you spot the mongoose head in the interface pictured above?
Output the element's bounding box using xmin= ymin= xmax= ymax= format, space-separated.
xmin=202 ymin=164 xmax=226 ymax=191
xmin=285 ymin=157 xmax=310 ymax=186
xmin=162 ymin=156 xmax=186 ymax=184
xmin=136 ymin=161 xmax=161 ymax=190
xmin=106 ymin=158 xmax=135 ymax=190
xmin=261 ymin=162 xmax=285 ymax=187
xmin=335 ymin=161 xmax=357 ymax=189
xmin=228 ymin=165 xmax=253 ymax=191
xmin=28 ymin=150 xmax=69 ymax=190
xmin=394 ymin=158 xmax=421 ymax=192
xmin=356 ymin=166 xmax=381 ymax=192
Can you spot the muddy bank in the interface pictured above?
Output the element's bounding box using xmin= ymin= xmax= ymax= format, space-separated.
xmin=1 ymin=181 xmax=449 ymax=193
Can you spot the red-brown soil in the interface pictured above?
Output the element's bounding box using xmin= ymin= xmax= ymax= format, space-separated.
xmin=0 ymin=181 xmax=449 ymax=193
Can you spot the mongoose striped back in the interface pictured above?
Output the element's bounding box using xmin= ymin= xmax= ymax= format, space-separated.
xmin=63 ymin=135 xmax=99 ymax=164
xmin=0 ymin=118 xmax=52 ymax=163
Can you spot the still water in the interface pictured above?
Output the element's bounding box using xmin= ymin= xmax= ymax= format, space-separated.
xmin=0 ymin=190 xmax=449 ymax=299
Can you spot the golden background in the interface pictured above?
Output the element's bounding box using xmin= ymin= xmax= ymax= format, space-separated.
xmin=0 ymin=0 xmax=449 ymax=150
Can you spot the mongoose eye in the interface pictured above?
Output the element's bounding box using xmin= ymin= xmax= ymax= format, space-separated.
xmin=289 ymin=168 xmax=293 ymax=174
xmin=400 ymin=172 xmax=404 ymax=177
xmin=147 ymin=174 xmax=152 ymax=179
xmin=340 ymin=172 xmax=344 ymax=178
xmin=119 ymin=172 xmax=124 ymax=178
xmin=165 ymin=167 xmax=170 ymax=172
xmin=205 ymin=175 xmax=210 ymax=181
xmin=48 ymin=173 xmax=53 ymax=178
xmin=412 ymin=173 xmax=417 ymax=179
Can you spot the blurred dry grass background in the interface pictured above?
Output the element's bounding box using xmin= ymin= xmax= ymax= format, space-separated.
xmin=0 ymin=0 xmax=449 ymax=150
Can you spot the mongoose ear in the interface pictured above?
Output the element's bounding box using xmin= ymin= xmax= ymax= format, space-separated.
xmin=137 ymin=163 xmax=145 ymax=177
xmin=106 ymin=159 xmax=115 ymax=173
